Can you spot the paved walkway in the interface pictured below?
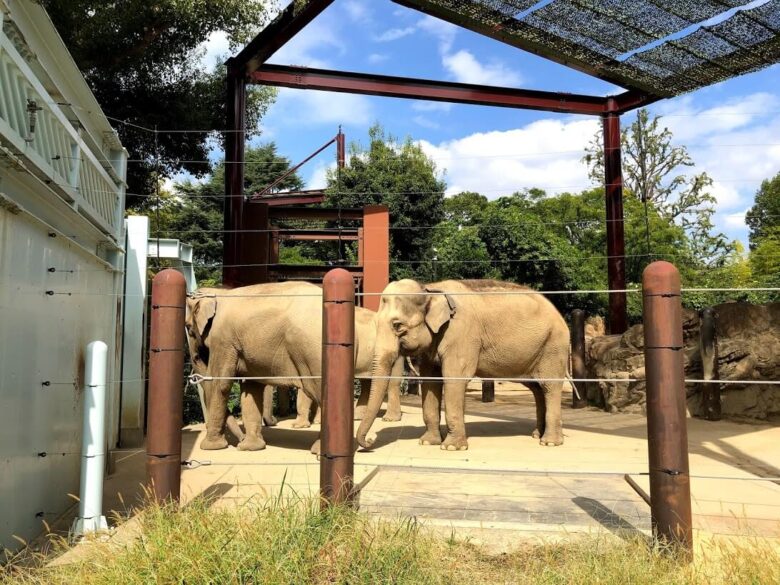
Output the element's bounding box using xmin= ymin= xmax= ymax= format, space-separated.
xmin=94 ymin=384 xmax=780 ymax=548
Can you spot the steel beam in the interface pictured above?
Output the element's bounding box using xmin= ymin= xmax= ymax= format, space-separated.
xmin=222 ymin=67 xmax=246 ymax=288
xmin=251 ymin=65 xmax=608 ymax=115
xmin=231 ymin=0 xmax=335 ymax=74
xmin=603 ymin=99 xmax=628 ymax=334
xmin=267 ymin=206 xmax=364 ymax=221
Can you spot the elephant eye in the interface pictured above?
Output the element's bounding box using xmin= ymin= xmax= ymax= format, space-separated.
xmin=392 ymin=320 xmax=407 ymax=335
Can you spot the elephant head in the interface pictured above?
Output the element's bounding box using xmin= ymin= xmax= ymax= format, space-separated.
xmin=356 ymin=279 xmax=455 ymax=448
xmin=184 ymin=293 xmax=217 ymax=368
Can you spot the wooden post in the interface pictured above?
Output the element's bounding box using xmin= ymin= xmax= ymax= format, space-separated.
xmin=320 ymin=269 xmax=356 ymax=507
xmin=570 ymin=309 xmax=588 ymax=408
xmin=146 ymin=269 xmax=186 ymax=503
xmin=643 ymin=261 xmax=693 ymax=557
xmin=700 ymin=308 xmax=721 ymax=421
xmin=481 ymin=380 xmax=495 ymax=403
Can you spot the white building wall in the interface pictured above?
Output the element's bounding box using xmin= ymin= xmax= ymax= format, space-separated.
xmin=0 ymin=0 xmax=126 ymax=551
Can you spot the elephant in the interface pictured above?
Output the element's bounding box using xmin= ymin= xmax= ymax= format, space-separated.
xmin=356 ymin=279 xmax=571 ymax=452
xmin=185 ymin=281 xmax=403 ymax=453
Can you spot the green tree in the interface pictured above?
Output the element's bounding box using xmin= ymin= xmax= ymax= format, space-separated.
xmin=132 ymin=143 xmax=303 ymax=284
xmin=745 ymin=172 xmax=780 ymax=250
xmin=43 ymin=0 xmax=276 ymax=204
xmin=325 ymin=125 xmax=446 ymax=280
xmin=583 ymin=108 xmax=732 ymax=266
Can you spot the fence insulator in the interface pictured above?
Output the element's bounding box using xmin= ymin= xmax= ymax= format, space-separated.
xmin=700 ymin=308 xmax=721 ymax=421
xmin=320 ymin=268 xmax=355 ymax=508
xmin=642 ymin=261 xmax=693 ymax=558
xmin=570 ymin=309 xmax=588 ymax=409
xmin=146 ymin=269 xmax=186 ymax=503
xmin=481 ymin=380 xmax=495 ymax=403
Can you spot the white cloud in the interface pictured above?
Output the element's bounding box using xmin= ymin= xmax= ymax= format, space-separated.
xmin=442 ymin=49 xmax=523 ymax=86
xmin=413 ymin=116 xmax=440 ymax=129
xmin=270 ymin=16 xmax=344 ymax=68
xmin=343 ymin=0 xmax=371 ymax=23
xmin=416 ymin=15 xmax=457 ymax=54
xmin=418 ymin=118 xmax=599 ymax=197
xmin=367 ymin=53 xmax=389 ymax=64
xmin=273 ymin=88 xmax=373 ymax=128
xmin=307 ymin=161 xmax=335 ymax=190
xmin=199 ymin=31 xmax=230 ymax=69
xmin=374 ymin=26 xmax=416 ymax=42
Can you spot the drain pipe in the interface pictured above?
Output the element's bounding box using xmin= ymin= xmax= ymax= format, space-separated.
xmin=71 ymin=340 xmax=109 ymax=536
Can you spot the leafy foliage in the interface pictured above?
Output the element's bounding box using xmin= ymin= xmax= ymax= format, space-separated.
xmin=324 ymin=125 xmax=446 ymax=280
xmin=42 ymin=0 xmax=276 ymax=205
xmin=131 ymin=144 xmax=303 ymax=285
xmin=745 ymin=172 xmax=780 ymax=249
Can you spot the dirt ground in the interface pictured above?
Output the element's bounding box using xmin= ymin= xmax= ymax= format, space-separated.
xmin=42 ymin=383 xmax=780 ymax=561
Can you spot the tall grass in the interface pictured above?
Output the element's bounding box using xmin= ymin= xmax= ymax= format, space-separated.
xmin=3 ymin=494 xmax=778 ymax=585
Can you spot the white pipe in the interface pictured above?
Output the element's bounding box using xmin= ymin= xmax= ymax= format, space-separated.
xmin=71 ymin=341 xmax=109 ymax=536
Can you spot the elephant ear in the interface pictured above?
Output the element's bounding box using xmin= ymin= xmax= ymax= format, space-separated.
xmin=424 ymin=289 xmax=456 ymax=334
xmin=193 ymin=297 xmax=217 ymax=339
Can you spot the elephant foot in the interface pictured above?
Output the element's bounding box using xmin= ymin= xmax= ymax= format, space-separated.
xmin=310 ymin=439 xmax=321 ymax=456
xmin=418 ymin=430 xmax=443 ymax=446
xmin=441 ymin=435 xmax=469 ymax=451
xmin=540 ymin=431 xmax=563 ymax=446
xmin=382 ymin=410 xmax=402 ymax=422
xmin=292 ymin=417 xmax=312 ymax=429
xmin=313 ymin=413 xmax=321 ymax=425
xmin=263 ymin=415 xmax=278 ymax=427
xmin=238 ymin=435 xmax=267 ymax=451
xmin=200 ymin=435 xmax=228 ymax=450
xmin=532 ymin=428 xmax=542 ymax=440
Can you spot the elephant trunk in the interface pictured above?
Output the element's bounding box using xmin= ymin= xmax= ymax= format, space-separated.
xmin=356 ymin=347 xmax=398 ymax=449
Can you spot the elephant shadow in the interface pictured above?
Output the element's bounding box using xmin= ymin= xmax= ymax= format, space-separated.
xmin=368 ymin=419 xmax=536 ymax=449
xmin=261 ymin=425 xmax=320 ymax=452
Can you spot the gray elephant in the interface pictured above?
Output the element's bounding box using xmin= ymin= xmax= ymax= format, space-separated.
xmin=356 ymin=279 xmax=570 ymax=451
xmin=185 ymin=281 xmax=403 ymax=453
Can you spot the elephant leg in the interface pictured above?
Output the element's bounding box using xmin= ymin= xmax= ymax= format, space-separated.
xmin=312 ymin=403 xmax=321 ymax=425
xmin=527 ymin=382 xmax=546 ymax=440
xmin=262 ymin=385 xmax=277 ymax=427
xmin=382 ymin=358 xmax=404 ymax=422
xmin=539 ymin=380 xmax=564 ymax=446
xmin=200 ymin=377 xmax=232 ymax=450
xmin=238 ymin=382 xmax=266 ymax=451
xmin=441 ymin=378 xmax=469 ymax=451
xmin=355 ymin=379 xmax=370 ymax=420
xmin=419 ymin=364 xmax=443 ymax=445
xmin=293 ymin=388 xmax=313 ymax=428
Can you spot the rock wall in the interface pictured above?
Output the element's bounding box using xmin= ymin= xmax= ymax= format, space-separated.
xmin=585 ymin=302 xmax=780 ymax=420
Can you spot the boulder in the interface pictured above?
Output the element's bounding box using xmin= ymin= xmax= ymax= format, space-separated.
xmin=585 ymin=302 xmax=780 ymax=420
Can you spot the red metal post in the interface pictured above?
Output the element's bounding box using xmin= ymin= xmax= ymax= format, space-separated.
xmin=570 ymin=309 xmax=588 ymax=409
xmin=146 ymin=269 xmax=186 ymax=503
xmin=240 ymin=202 xmax=270 ymax=285
xmin=361 ymin=205 xmax=390 ymax=312
xmin=603 ymin=99 xmax=628 ymax=334
xmin=320 ymin=269 xmax=356 ymax=507
xmin=642 ymin=261 xmax=693 ymax=556
xmin=223 ymin=63 xmax=246 ymax=288
xmin=337 ymin=129 xmax=346 ymax=168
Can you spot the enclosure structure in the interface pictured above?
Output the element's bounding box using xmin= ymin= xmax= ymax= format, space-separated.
xmin=224 ymin=0 xmax=780 ymax=334
xmin=0 ymin=0 xmax=127 ymax=549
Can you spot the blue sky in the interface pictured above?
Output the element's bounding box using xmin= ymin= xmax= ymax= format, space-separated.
xmin=202 ymin=0 xmax=780 ymax=247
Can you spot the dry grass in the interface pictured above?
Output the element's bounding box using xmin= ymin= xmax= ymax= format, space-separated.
xmin=3 ymin=494 xmax=778 ymax=585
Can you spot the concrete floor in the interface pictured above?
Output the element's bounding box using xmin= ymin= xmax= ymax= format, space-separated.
xmin=94 ymin=384 xmax=780 ymax=549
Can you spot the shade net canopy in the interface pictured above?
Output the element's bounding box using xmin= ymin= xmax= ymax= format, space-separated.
xmin=392 ymin=0 xmax=780 ymax=97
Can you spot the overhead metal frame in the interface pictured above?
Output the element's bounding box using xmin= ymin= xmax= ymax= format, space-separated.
xmin=223 ymin=0 xmax=681 ymax=333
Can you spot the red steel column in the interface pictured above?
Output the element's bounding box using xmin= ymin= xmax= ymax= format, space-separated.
xmin=320 ymin=268 xmax=356 ymax=507
xmin=361 ymin=205 xmax=389 ymax=312
xmin=643 ymin=261 xmax=692 ymax=556
xmin=570 ymin=309 xmax=588 ymax=409
xmin=336 ymin=129 xmax=346 ymax=169
xmin=223 ymin=62 xmax=246 ymax=288
xmin=603 ymin=99 xmax=627 ymax=334
xmin=146 ymin=269 xmax=186 ymax=503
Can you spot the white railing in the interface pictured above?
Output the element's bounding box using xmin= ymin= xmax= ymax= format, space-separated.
xmin=0 ymin=23 xmax=123 ymax=240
